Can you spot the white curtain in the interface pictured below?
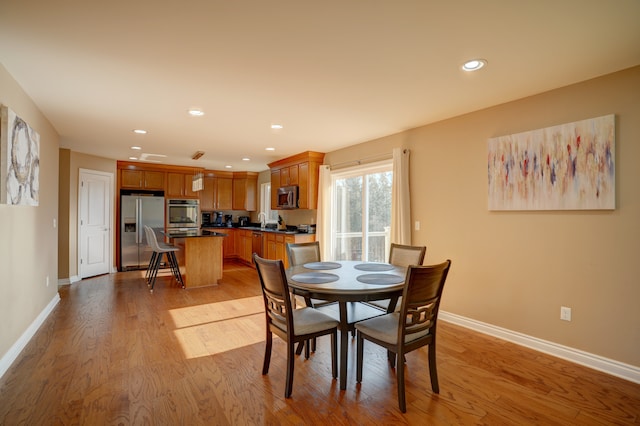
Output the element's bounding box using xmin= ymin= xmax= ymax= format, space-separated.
xmin=315 ymin=165 xmax=333 ymax=260
xmin=391 ymin=147 xmax=411 ymax=245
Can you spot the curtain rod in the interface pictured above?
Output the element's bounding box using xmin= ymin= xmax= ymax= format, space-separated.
xmin=328 ymin=149 xmax=408 ymax=170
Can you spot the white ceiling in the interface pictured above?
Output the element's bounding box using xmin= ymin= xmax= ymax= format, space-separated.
xmin=1 ymin=0 xmax=639 ymax=172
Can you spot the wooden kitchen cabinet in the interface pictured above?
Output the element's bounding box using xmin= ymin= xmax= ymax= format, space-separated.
xmin=236 ymin=229 xmax=254 ymax=264
xmin=232 ymin=172 xmax=258 ymax=211
xmin=167 ymin=172 xmax=199 ymax=198
xmin=264 ymin=232 xmax=315 ymax=269
xmin=217 ymin=177 xmax=233 ymax=209
xmin=201 ymin=172 xmax=233 ymax=211
xmin=222 ymin=228 xmax=236 ymax=258
xmin=120 ymin=169 xmax=164 ymax=190
xmin=268 ymin=151 xmax=325 ymax=210
xmin=279 ymin=164 xmax=299 ymax=186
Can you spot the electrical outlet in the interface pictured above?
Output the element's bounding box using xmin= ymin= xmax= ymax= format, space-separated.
xmin=46 ymin=275 xmax=49 ymax=287
xmin=560 ymin=306 xmax=572 ymax=321
xmin=415 ymin=221 xmax=420 ymax=231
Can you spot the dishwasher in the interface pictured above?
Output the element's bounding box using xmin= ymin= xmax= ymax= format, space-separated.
xmin=252 ymin=231 xmax=264 ymax=258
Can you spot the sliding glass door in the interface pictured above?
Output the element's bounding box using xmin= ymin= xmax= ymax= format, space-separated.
xmin=331 ymin=162 xmax=392 ymax=262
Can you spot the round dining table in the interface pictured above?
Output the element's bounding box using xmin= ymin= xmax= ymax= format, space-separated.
xmin=286 ymin=260 xmax=407 ymax=390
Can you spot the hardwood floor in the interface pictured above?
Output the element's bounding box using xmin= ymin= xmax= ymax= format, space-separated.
xmin=1 ymin=262 xmax=638 ymax=425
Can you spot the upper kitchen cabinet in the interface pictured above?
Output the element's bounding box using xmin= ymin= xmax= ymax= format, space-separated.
xmin=166 ymin=171 xmax=201 ymax=199
xmin=120 ymin=169 xmax=164 ymax=190
xmin=200 ymin=170 xmax=233 ymax=211
xmin=268 ymin=151 xmax=325 ymax=210
xmin=232 ymin=172 xmax=258 ymax=211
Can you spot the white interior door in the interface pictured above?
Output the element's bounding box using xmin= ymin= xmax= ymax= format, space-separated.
xmin=79 ymin=169 xmax=113 ymax=279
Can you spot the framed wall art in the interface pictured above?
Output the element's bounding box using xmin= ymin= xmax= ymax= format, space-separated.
xmin=1 ymin=105 xmax=40 ymax=206
xmin=487 ymin=114 xmax=615 ymax=211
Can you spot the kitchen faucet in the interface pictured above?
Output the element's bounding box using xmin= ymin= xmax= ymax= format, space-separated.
xmin=258 ymin=212 xmax=266 ymax=229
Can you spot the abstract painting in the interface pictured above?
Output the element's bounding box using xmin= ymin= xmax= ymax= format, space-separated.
xmin=1 ymin=105 xmax=40 ymax=206
xmin=488 ymin=114 xmax=615 ymax=211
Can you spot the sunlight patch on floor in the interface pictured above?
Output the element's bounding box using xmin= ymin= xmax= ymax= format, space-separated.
xmin=169 ymin=296 xmax=266 ymax=359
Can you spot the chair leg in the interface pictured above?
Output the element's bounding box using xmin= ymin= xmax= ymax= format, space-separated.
xmin=295 ymin=341 xmax=305 ymax=356
xmin=285 ymin=339 xmax=295 ymax=398
xmin=428 ymin=342 xmax=439 ymax=393
xmin=262 ymin=331 xmax=272 ymax=375
xmin=149 ymin=252 xmax=162 ymax=292
xmin=331 ymin=330 xmax=337 ymax=379
xmin=304 ymin=338 xmax=310 ymax=359
xmin=146 ymin=252 xmax=157 ymax=283
xmin=397 ymin=350 xmax=407 ymax=413
xmin=169 ymin=252 xmax=184 ymax=287
xmin=356 ymin=332 xmax=364 ymax=382
xmin=388 ymin=350 xmax=397 ymax=368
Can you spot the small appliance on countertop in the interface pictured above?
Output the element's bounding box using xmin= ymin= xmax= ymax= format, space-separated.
xmin=296 ymin=224 xmax=315 ymax=233
xmin=201 ymin=211 xmax=228 ymax=227
xmin=238 ymin=216 xmax=250 ymax=227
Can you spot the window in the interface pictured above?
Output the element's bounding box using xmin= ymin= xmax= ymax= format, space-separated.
xmin=331 ymin=161 xmax=393 ymax=262
xmin=260 ymin=182 xmax=279 ymax=222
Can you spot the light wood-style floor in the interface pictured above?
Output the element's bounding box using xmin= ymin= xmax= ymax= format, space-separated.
xmin=1 ymin=261 xmax=638 ymax=425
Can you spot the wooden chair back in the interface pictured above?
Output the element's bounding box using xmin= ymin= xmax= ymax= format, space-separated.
xmin=389 ymin=243 xmax=426 ymax=267
xmin=254 ymin=254 xmax=294 ymax=336
xmin=399 ymin=260 xmax=451 ymax=344
xmin=286 ymin=241 xmax=321 ymax=266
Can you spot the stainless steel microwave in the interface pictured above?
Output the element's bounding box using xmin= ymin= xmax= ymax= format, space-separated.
xmin=277 ymin=185 xmax=298 ymax=209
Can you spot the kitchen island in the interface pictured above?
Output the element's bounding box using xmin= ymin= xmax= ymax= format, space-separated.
xmin=164 ymin=229 xmax=227 ymax=288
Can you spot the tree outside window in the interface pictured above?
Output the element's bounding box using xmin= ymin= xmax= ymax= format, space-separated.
xmin=332 ymin=162 xmax=392 ymax=262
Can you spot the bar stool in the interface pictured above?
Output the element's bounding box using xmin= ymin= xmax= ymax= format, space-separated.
xmin=143 ymin=226 xmax=184 ymax=292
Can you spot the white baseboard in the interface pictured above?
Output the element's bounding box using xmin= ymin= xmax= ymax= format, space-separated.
xmin=439 ymin=311 xmax=640 ymax=384
xmin=0 ymin=293 xmax=61 ymax=379
xmin=57 ymin=275 xmax=79 ymax=286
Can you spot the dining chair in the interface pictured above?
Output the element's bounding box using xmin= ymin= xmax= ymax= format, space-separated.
xmin=355 ymin=259 xmax=451 ymax=412
xmin=367 ymin=243 xmax=426 ymax=312
xmin=253 ymin=253 xmax=338 ymax=398
xmin=143 ymin=225 xmax=184 ymax=292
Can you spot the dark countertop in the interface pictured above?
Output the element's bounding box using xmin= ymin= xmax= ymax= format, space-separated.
xmin=202 ymin=224 xmax=312 ymax=235
xmin=165 ymin=229 xmax=228 ymax=238
xmin=239 ymin=226 xmax=299 ymax=235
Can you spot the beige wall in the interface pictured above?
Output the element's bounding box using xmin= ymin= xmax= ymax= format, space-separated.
xmin=58 ymin=149 xmax=116 ymax=281
xmin=324 ymin=66 xmax=640 ymax=367
xmin=0 ymin=64 xmax=60 ymax=359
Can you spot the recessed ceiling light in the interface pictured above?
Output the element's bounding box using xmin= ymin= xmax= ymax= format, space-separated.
xmin=133 ymin=129 xmax=147 ymax=134
xmin=188 ymin=108 xmax=205 ymax=116
xmin=131 ymin=146 xmax=142 ymax=150
xmin=242 ymin=157 xmax=250 ymax=161
xmin=129 ymin=156 xmax=138 ymax=160
xmin=271 ymin=124 xmax=283 ymax=130
xmin=225 ymin=165 xmax=233 ymax=169
xmin=462 ymin=59 xmax=487 ymax=72
xmin=265 ymin=147 xmax=275 ymax=151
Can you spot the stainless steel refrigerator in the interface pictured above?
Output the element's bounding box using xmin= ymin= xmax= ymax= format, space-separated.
xmin=120 ymin=194 xmax=165 ymax=270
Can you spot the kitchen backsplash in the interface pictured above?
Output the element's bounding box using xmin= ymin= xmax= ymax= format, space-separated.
xmin=250 ymin=209 xmax=317 ymax=227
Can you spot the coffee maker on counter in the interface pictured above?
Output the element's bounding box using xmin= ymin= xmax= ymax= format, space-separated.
xmin=224 ymin=214 xmax=233 ymax=227
xmin=201 ymin=211 xmax=225 ymax=227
